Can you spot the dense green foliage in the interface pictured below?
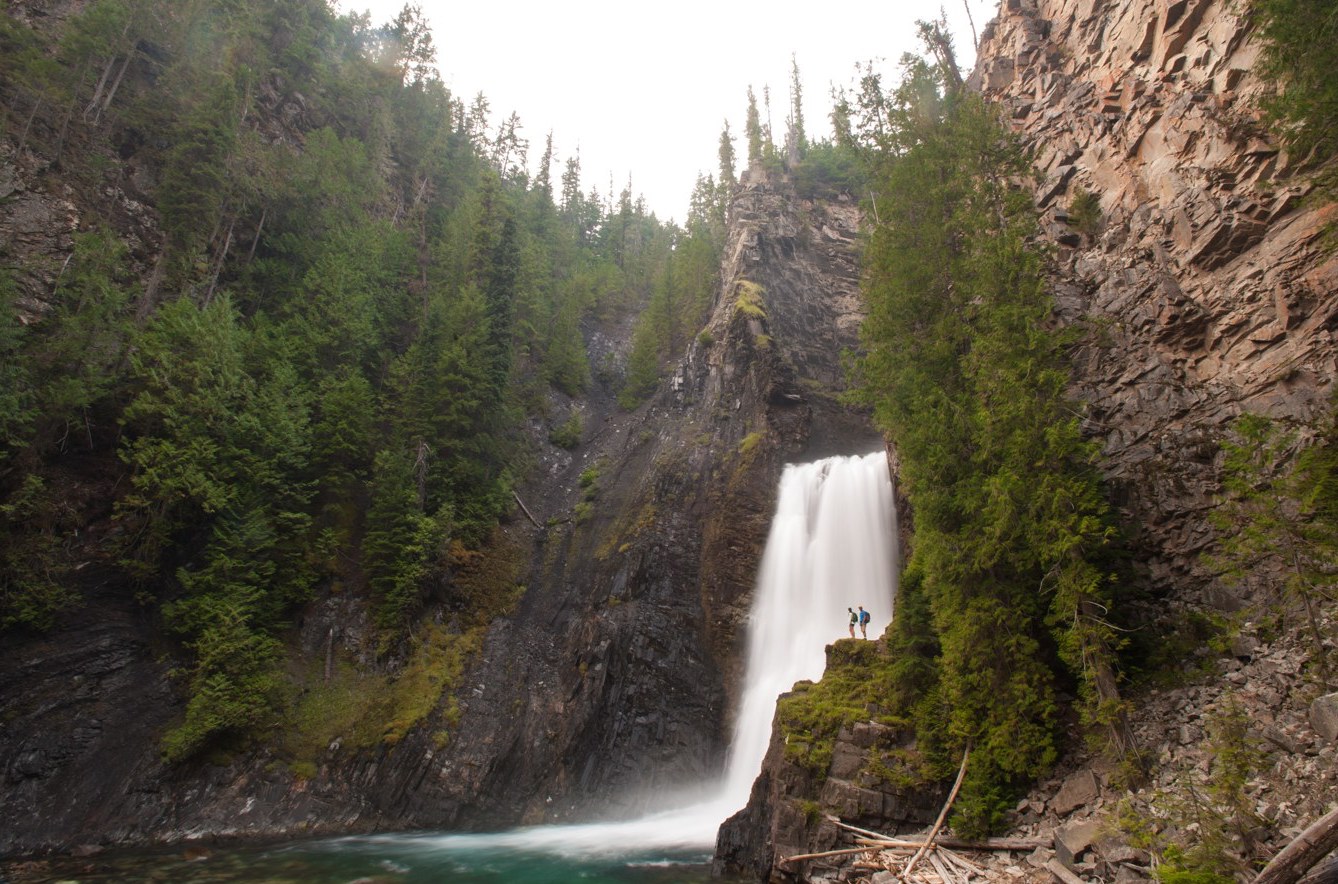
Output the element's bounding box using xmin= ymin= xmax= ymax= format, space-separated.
xmin=831 ymin=34 xmax=1127 ymax=835
xmin=0 ymin=0 xmax=722 ymax=760
xmin=1210 ymin=412 xmax=1338 ymax=686
xmin=1254 ymin=0 xmax=1338 ymax=187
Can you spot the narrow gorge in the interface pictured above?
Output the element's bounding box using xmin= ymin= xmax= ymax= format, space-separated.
xmin=1 ymin=0 xmax=1336 ymax=879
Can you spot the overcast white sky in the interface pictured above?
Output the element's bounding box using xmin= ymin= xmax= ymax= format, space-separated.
xmin=337 ymin=1 xmax=1001 ymax=222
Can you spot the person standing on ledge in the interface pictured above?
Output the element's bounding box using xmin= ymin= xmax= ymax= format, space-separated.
xmin=858 ymin=605 xmax=870 ymax=639
xmin=847 ymin=607 xmax=857 ymax=638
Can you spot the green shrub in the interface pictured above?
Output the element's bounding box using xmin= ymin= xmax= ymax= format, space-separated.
xmin=1068 ymin=187 xmax=1102 ymax=236
xmin=735 ymin=280 xmax=766 ymax=318
xmin=549 ymin=412 xmax=583 ymax=449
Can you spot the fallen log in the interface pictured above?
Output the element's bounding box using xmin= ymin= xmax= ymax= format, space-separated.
xmin=929 ymin=850 xmax=961 ymax=884
xmin=939 ymin=846 xmax=986 ymax=876
xmin=854 ymin=836 xmax=1044 ymax=852
xmin=834 ymin=817 xmax=1040 ymax=852
xmin=830 ymin=817 xmax=899 ymax=842
xmin=512 ymin=491 xmax=542 ymax=528
xmin=780 ymin=845 xmax=881 ymax=864
xmin=1256 ymin=805 xmax=1338 ymax=884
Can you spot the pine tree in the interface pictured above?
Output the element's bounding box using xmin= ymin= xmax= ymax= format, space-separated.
xmin=785 ymin=54 xmax=806 ymax=163
xmin=718 ymin=119 xmax=737 ymax=187
xmin=745 ymin=86 xmax=763 ymax=168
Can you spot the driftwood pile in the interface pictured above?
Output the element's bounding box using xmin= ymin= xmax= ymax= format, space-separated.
xmin=779 ymin=747 xmax=1039 ymax=883
xmin=779 ymin=745 xmax=1338 ymax=884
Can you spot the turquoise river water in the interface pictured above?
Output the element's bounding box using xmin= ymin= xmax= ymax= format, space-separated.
xmin=22 ymin=832 xmax=720 ymax=883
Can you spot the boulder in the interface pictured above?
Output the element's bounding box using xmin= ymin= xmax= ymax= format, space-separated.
xmin=1054 ymin=818 xmax=1104 ymax=870
xmin=1311 ymin=693 xmax=1338 ymax=742
xmin=1052 ymin=769 xmax=1100 ymax=816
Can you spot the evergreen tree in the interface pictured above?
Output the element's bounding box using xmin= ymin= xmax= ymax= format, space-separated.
xmin=853 ymin=31 xmax=1129 ymax=833
xmin=0 ymin=274 xmax=32 ymax=465
xmin=1255 ymin=0 xmax=1338 ymax=194
xmin=383 ymin=4 xmax=438 ymax=88
xmin=364 ymin=446 xmax=443 ymax=634
xmin=0 ymin=0 xmax=698 ymax=758
xmin=785 ymin=54 xmax=807 ymax=163
xmin=745 ymin=86 xmax=763 ymax=167
xmin=718 ymin=119 xmax=737 ymax=187
xmin=534 ymin=131 xmax=555 ymax=202
xmin=1211 ymin=414 xmax=1338 ymax=686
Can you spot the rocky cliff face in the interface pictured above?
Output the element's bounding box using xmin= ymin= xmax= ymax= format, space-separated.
xmin=439 ymin=176 xmax=881 ymax=827
xmin=714 ymin=645 xmax=947 ymax=882
xmin=0 ymin=168 xmax=881 ymax=854
xmin=973 ymin=0 xmax=1337 ymax=601
xmin=713 ymin=0 xmax=1338 ymax=879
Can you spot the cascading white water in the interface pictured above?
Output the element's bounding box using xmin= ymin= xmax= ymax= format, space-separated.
xmin=720 ymin=450 xmax=898 ymax=804
xmin=391 ymin=451 xmax=898 ymax=859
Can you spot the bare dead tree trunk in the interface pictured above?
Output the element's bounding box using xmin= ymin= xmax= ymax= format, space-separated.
xmin=84 ymin=56 xmax=118 ymax=121
xmin=53 ymin=93 xmax=79 ymax=166
xmin=94 ymin=53 xmax=132 ymax=123
xmin=136 ymin=252 xmax=166 ymax=323
xmin=963 ymin=0 xmax=980 ymax=51
xmin=83 ymin=56 xmax=119 ymax=122
xmin=414 ymin=440 xmax=430 ymax=508
xmin=904 ymin=745 xmax=970 ymax=879
xmin=1255 ymin=806 xmax=1338 ymax=884
xmin=18 ymin=91 xmax=45 ymax=154
xmin=324 ymin=628 xmax=335 ymax=683
xmin=203 ymin=216 xmax=235 ymax=307
xmin=245 ymin=207 xmax=267 ymax=264
xmin=512 ymin=491 xmax=541 ymax=528
xmin=1080 ymin=596 xmax=1142 ymax=768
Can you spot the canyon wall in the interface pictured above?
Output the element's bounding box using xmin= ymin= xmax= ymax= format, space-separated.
xmin=975 ymin=0 xmax=1336 ymax=601
xmin=716 ymin=0 xmax=1338 ymax=879
xmin=389 ymin=175 xmax=882 ymax=830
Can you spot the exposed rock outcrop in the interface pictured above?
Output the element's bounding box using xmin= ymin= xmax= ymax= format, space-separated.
xmin=973 ymin=0 xmax=1337 ymax=600
xmin=439 ymin=177 xmax=881 ymax=827
xmin=715 ymin=0 xmax=1338 ymax=878
xmin=714 ymin=643 xmax=947 ymax=882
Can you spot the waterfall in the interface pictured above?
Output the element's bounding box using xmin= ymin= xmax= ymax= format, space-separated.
xmin=720 ymin=450 xmax=898 ymax=804
xmin=379 ymin=451 xmax=898 ymax=859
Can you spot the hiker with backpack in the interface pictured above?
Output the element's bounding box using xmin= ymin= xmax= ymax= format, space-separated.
xmin=857 ymin=605 xmax=870 ymax=639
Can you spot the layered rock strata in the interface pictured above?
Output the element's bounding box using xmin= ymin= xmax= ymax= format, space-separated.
xmin=714 ymin=0 xmax=1338 ymax=878
xmin=973 ymin=0 xmax=1337 ymax=599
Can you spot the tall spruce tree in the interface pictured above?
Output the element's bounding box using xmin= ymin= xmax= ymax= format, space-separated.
xmin=745 ymin=86 xmax=764 ymax=168
xmin=853 ymin=30 xmax=1131 ymax=833
xmin=718 ymin=119 xmax=737 ymax=187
